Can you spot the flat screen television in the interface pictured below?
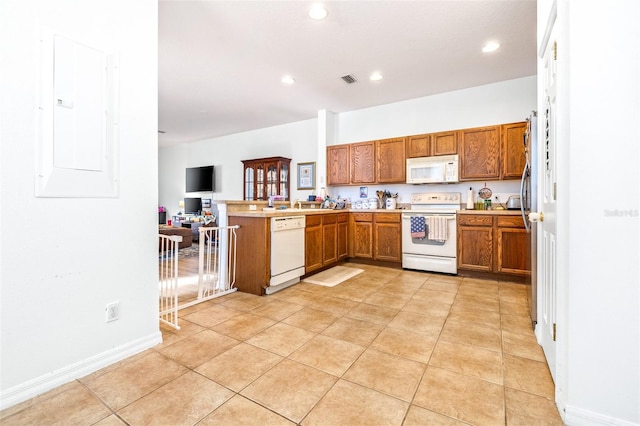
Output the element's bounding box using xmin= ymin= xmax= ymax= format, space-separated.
xmin=185 ymin=165 xmax=215 ymax=192
xmin=184 ymin=197 xmax=202 ymax=215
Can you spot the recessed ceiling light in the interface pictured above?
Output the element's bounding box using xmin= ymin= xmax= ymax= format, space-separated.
xmin=281 ymin=75 xmax=295 ymax=85
xmin=309 ymin=4 xmax=328 ymax=20
xmin=370 ymin=72 xmax=383 ymax=81
xmin=482 ymin=42 xmax=500 ymax=53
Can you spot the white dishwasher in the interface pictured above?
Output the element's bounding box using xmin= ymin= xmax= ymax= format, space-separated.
xmin=267 ymin=215 xmax=306 ymax=294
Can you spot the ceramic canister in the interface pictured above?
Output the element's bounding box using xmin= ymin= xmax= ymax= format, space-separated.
xmin=386 ymin=198 xmax=397 ymax=209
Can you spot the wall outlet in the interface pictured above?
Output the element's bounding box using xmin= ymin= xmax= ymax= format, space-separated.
xmin=105 ymin=301 xmax=120 ymax=322
xmin=249 ymin=204 xmax=256 ymax=211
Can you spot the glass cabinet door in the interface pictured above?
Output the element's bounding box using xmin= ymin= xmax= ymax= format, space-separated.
xmin=256 ymin=164 xmax=265 ymax=200
xmin=244 ymin=166 xmax=255 ymax=200
xmin=280 ymin=163 xmax=289 ymax=200
xmin=266 ymin=162 xmax=277 ymax=199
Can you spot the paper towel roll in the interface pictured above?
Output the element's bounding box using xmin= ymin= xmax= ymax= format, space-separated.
xmin=466 ymin=187 xmax=474 ymax=209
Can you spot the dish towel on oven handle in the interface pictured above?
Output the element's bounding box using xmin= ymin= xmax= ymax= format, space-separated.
xmin=428 ymin=216 xmax=448 ymax=242
xmin=410 ymin=216 xmax=426 ymax=239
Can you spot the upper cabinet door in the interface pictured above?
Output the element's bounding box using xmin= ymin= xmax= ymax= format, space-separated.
xmin=376 ymin=137 xmax=406 ymax=183
xmin=459 ymin=126 xmax=501 ymax=181
xmin=326 ymin=145 xmax=350 ymax=185
xmin=350 ymin=141 xmax=376 ymax=184
xmin=431 ymin=131 xmax=458 ymax=156
xmin=500 ymin=122 xmax=527 ymax=179
xmin=407 ymin=134 xmax=430 ymax=158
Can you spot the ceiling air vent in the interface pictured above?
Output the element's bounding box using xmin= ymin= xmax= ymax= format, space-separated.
xmin=340 ymin=74 xmax=357 ymax=84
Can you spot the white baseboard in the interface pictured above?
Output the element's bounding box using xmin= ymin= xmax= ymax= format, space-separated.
xmin=0 ymin=331 xmax=162 ymax=411
xmin=564 ymin=404 xmax=640 ymax=426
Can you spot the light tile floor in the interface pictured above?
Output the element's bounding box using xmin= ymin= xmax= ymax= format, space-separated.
xmin=1 ymin=264 xmax=564 ymax=425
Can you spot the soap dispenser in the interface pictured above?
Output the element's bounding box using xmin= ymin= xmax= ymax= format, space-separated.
xmin=466 ymin=187 xmax=475 ymax=210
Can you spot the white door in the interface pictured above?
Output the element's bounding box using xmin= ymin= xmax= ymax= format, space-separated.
xmin=534 ymin=24 xmax=558 ymax=381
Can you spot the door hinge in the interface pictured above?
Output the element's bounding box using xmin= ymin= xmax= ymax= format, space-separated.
xmin=553 ymin=182 xmax=557 ymax=200
xmin=553 ymin=41 xmax=557 ymax=60
xmin=553 ymin=323 xmax=557 ymax=341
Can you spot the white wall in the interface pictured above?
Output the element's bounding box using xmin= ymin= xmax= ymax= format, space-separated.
xmin=159 ymin=118 xmax=318 ymax=217
xmin=554 ymin=1 xmax=640 ymax=424
xmin=159 ymin=76 xmax=537 ymax=210
xmin=0 ymin=0 xmax=159 ymax=409
xmin=337 ymin=76 xmax=537 ymax=144
xmin=331 ymin=76 xmax=536 ymax=204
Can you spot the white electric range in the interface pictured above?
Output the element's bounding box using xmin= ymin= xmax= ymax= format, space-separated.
xmin=401 ymin=192 xmax=461 ymax=274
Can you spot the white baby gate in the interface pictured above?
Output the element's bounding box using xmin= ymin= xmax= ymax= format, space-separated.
xmin=192 ymin=225 xmax=239 ymax=305
xmin=158 ymin=234 xmax=182 ymax=330
xmin=158 ymin=225 xmax=239 ymax=330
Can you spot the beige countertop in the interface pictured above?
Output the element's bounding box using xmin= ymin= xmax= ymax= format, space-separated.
xmin=227 ymin=207 xmax=523 ymax=217
xmin=227 ymin=207 xmax=402 ymax=218
xmin=457 ymin=209 xmax=522 ymax=215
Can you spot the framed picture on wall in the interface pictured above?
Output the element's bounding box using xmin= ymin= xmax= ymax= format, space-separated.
xmin=297 ymin=162 xmax=316 ymax=189
xmin=202 ymin=198 xmax=211 ymax=208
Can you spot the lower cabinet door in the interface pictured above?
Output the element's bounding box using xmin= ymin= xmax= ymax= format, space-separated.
xmin=374 ymin=222 xmax=401 ymax=262
xmin=496 ymin=227 xmax=530 ymax=275
xmin=305 ymin=224 xmax=323 ymax=273
xmin=323 ymin=220 xmax=337 ymax=266
xmin=457 ymin=226 xmax=493 ymax=271
xmin=352 ymin=221 xmax=373 ymax=259
xmin=337 ymin=220 xmax=348 ymax=260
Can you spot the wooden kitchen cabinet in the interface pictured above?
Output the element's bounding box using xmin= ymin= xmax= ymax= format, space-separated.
xmin=501 ymin=122 xmax=527 ymax=179
xmin=328 ymin=138 xmax=402 ymax=185
xmin=459 ymin=126 xmax=501 ymax=181
xmin=227 ymin=216 xmax=270 ymax=295
xmin=407 ymin=131 xmax=457 ymax=158
xmin=495 ymin=216 xmax=530 ymax=275
xmin=407 ymin=134 xmax=430 ymax=158
xmin=322 ymin=214 xmax=338 ymax=266
xmin=337 ymin=213 xmax=349 ymax=260
xmin=305 ymin=215 xmax=323 ymax=273
xmin=350 ymin=141 xmax=376 ymax=184
xmin=350 ymin=212 xmax=374 ymax=259
xmin=349 ymin=212 xmax=401 ymax=263
xmin=458 ymin=213 xmax=530 ymax=276
xmin=457 ymin=215 xmax=494 ymax=272
xmin=376 ymin=137 xmax=406 ymax=183
xmin=242 ymin=157 xmax=291 ymax=201
xmin=326 ymin=145 xmax=350 ymax=186
xmin=305 ymin=213 xmax=347 ymax=273
xmin=373 ymin=213 xmax=402 ymax=262
xmin=431 ymin=131 xmax=458 ymax=156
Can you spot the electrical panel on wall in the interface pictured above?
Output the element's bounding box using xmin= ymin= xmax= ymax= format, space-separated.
xmin=36 ymin=27 xmax=119 ymax=197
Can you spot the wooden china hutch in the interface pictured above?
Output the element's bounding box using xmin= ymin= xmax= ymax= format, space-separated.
xmin=242 ymin=156 xmax=291 ymax=201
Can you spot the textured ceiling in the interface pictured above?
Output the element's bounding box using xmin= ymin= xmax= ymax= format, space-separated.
xmin=158 ymin=0 xmax=536 ymax=146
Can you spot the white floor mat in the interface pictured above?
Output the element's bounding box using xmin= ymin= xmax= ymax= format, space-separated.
xmin=304 ymin=265 xmax=364 ymax=287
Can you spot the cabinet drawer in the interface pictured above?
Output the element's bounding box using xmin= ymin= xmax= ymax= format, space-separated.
xmin=306 ymin=215 xmax=322 ymax=227
xmin=496 ymin=216 xmax=525 ymax=228
xmin=458 ymin=215 xmax=493 ymax=226
xmin=375 ymin=212 xmax=400 ymax=223
xmin=337 ymin=213 xmax=349 ymax=223
xmin=323 ymin=214 xmax=337 ymax=225
xmin=352 ymin=213 xmax=373 ymax=222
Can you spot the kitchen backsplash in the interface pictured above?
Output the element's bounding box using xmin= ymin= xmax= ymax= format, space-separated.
xmin=323 ymin=180 xmax=520 ymax=208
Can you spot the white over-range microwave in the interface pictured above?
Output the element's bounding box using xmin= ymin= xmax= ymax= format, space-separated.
xmin=406 ymin=154 xmax=459 ymax=184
